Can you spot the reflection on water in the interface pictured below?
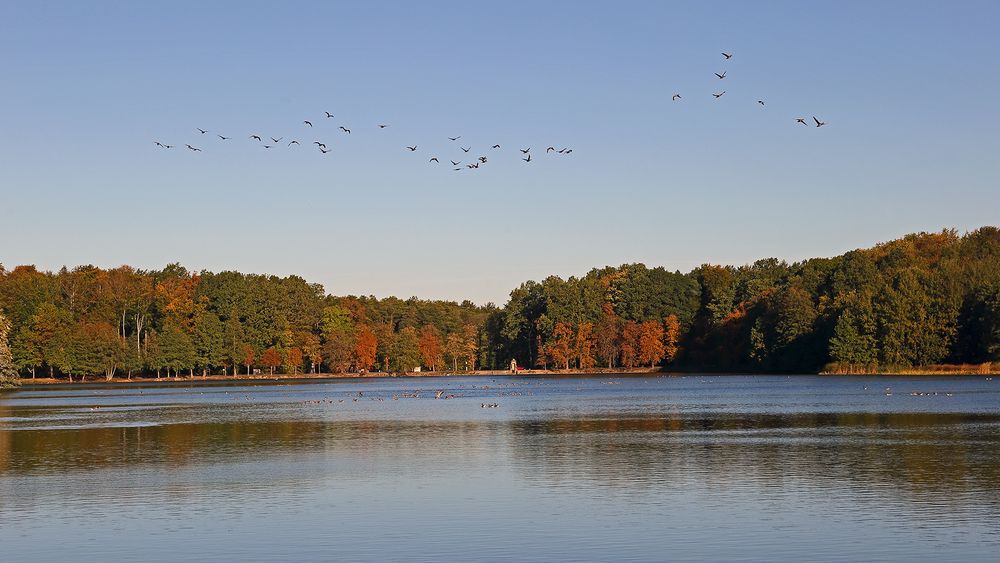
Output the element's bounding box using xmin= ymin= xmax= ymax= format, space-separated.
xmin=1 ymin=375 xmax=998 ymax=561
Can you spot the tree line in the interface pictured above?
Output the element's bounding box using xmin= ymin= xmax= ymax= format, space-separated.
xmin=1 ymin=227 xmax=999 ymax=383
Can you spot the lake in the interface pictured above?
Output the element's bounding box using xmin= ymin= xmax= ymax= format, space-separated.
xmin=1 ymin=375 xmax=998 ymax=561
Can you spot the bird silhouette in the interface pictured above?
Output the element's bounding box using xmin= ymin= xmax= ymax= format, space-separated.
xmin=522 ymin=154 xmax=532 ymax=162
xmin=263 ymin=145 xmax=273 ymax=149
xmin=288 ymin=140 xmax=300 ymax=146
xmin=492 ymin=144 xmax=501 ymax=149
xmin=461 ymin=146 xmax=471 ymax=153
xmin=304 ymin=120 xmax=313 ymax=127
xmin=325 ymin=112 xmax=334 ymax=118
xmin=218 ymin=135 xmax=230 ymax=140
xmin=672 ymin=94 xmax=681 ymax=101
xmin=340 ymin=126 xmax=351 ymax=134
xmin=813 ymin=116 xmax=826 ymax=127
xmin=314 ymin=141 xmax=327 ymax=149
xmin=378 ymin=124 xmax=389 ymax=128
xmin=757 ymin=100 xmax=765 ymax=106
xmin=429 ymin=157 xmax=439 ymax=163
xmin=715 ymin=71 xmax=726 ymax=79
xmin=520 ymin=148 xmax=530 ymax=154
xmin=478 ymin=156 xmax=487 ymax=163
xmin=722 ymin=52 xmax=733 ymax=59
xmin=406 ymin=145 xmax=417 ymax=151
xmin=796 ymin=117 xmax=807 ymax=125
xmin=197 ymin=128 xmax=208 ymax=134
xmin=448 ymin=136 xmax=461 ymax=141
xmin=154 ymin=141 xmax=165 ymax=148
xmin=271 ymin=137 xmax=282 ymax=143
xmin=558 ymin=148 xmax=570 ymax=154
xmin=186 ymin=144 xmax=202 ymax=151
xmin=451 ymin=160 xmax=461 ymax=166
xmin=319 ymin=147 xmax=330 ymax=154
xmin=713 ymin=91 xmax=726 ymax=98
xmin=163 ymin=144 xmax=174 ymax=149
xmin=546 ymin=146 xmax=555 ymax=153
xmin=250 ymin=135 xmax=262 ymax=141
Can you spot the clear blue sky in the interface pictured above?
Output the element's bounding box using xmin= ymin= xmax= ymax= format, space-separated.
xmin=2 ymin=1 xmax=997 ymax=304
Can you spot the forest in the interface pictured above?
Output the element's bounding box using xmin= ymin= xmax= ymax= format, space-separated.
xmin=1 ymin=227 xmax=999 ymax=383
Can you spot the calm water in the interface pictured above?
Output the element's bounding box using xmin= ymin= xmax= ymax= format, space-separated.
xmin=1 ymin=375 xmax=998 ymax=562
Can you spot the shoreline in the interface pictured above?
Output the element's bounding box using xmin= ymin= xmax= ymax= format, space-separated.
xmin=8 ymin=365 xmax=998 ymax=387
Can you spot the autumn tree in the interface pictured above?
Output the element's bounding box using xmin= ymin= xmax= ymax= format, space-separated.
xmin=619 ymin=321 xmax=642 ymax=369
xmin=261 ymin=346 xmax=281 ymax=375
xmin=544 ymin=322 xmax=574 ymax=369
xmin=354 ymin=325 xmax=378 ymax=371
xmin=663 ymin=314 xmax=681 ymax=364
xmin=242 ymin=344 xmax=255 ymax=376
xmin=285 ymin=347 xmax=304 ymax=375
xmin=638 ymin=320 xmax=665 ymax=367
xmin=595 ymin=304 xmax=621 ymax=368
xmin=418 ymin=325 xmax=443 ymax=371
xmin=576 ymin=322 xmax=596 ymax=369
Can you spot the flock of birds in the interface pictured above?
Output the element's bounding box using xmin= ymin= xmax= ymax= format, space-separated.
xmin=154 ymin=51 xmax=828 ymax=170
xmin=154 ymin=110 xmax=573 ymax=173
xmin=672 ymin=51 xmax=827 ymax=128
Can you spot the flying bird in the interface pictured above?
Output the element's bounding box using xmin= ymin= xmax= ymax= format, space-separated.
xmin=492 ymin=144 xmax=501 ymax=149
xmin=558 ymin=148 xmax=569 ymax=153
xmin=478 ymin=156 xmax=487 ymax=163
xmin=325 ymin=112 xmax=334 ymax=118
xmin=288 ymin=140 xmax=300 ymax=146
xmin=796 ymin=117 xmax=807 ymax=125
xmin=271 ymin=137 xmax=282 ymax=143
xmin=304 ymin=120 xmax=313 ymax=127
xmin=186 ymin=144 xmax=201 ymax=151
xmin=319 ymin=147 xmax=330 ymax=154
xmin=713 ymin=91 xmax=726 ymax=98
xmin=453 ymin=168 xmax=461 ymax=171
xmin=451 ymin=160 xmax=461 ymax=166
xmin=461 ymin=146 xmax=471 ymax=153
xmin=715 ymin=71 xmax=726 ymax=79
xmin=546 ymin=146 xmax=555 ymax=153
xmin=163 ymin=144 xmax=173 ymax=149
xmin=339 ymin=126 xmax=351 ymax=134
xmin=672 ymin=94 xmax=681 ymax=101
xmin=250 ymin=135 xmax=262 ymax=141
xmin=263 ymin=145 xmax=273 ymax=149
xmin=522 ymin=154 xmax=532 ymax=162
xmin=314 ymin=141 xmax=326 ymax=148
xmin=429 ymin=157 xmax=439 ymax=163
xmin=218 ymin=135 xmax=230 ymax=140
xmin=378 ymin=124 xmax=389 ymax=129
xmin=197 ymin=128 xmax=208 ymax=134
xmin=520 ymin=148 xmax=530 ymax=154
xmin=154 ymin=141 xmax=165 ymax=148
xmin=722 ymin=52 xmax=733 ymax=59
xmin=813 ymin=116 xmax=826 ymax=127
xmin=448 ymin=136 xmax=461 ymax=141
xmin=757 ymin=100 xmax=765 ymax=106
xmin=406 ymin=145 xmax=417 ymax=151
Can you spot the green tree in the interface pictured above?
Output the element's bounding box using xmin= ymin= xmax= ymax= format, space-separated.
xmin=0 ymin=310 xmax=21 ymax=389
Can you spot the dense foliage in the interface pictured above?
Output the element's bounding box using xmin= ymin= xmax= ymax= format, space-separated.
xmin=2 ymin=228 xmax=999 ymax=380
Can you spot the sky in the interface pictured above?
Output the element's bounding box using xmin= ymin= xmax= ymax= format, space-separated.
xmin=1 ymin=1 xmax=998 ymax=304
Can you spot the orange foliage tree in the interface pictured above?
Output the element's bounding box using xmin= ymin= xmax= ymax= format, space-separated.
xmin=576 ymin=322 xmax=596 ymax=369
xmin=638 ymin=320 xmax=666 ymax=367
xmin=547 ymin=322 xmax=575 ymax=369
xmin=663 ymin=314 xmax=681 ymax=364
xmin=595 ymin=304 xmax=621 ymax=368
xmin=286 ymin=347 xmax=303 ymax=375
xmin=418 ymin=325 xmax=443 ymax=371
xmin=242 ymin=344 xmax=255 ymax=376
xmin=261 ymin=346 xmax=281 ymax=375
xmin=620 ymin=321 xmax=642 ymax=368
xmin=354 ymin=325 xmax=378 ymax=371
